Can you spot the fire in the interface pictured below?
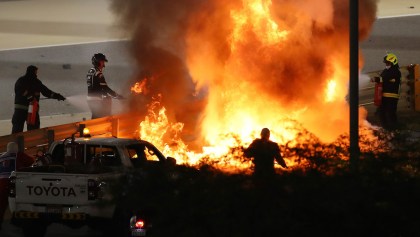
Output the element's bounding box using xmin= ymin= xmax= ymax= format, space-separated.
xmin=230 ymin=0 xmax=289 ymax=49
xmin=325 ymin=80 xmax=337 ymax=102
xmin=186 ymin=0 xmax=352 ymax=144
xmin=138 ymin=95 xmax=253 ymax=171
xmin=115 ymin=0 xmax=383 ymax=172
xmin=130 ymin=79 xmax=148 ymax=94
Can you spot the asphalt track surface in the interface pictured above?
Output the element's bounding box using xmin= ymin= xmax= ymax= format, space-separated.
xmin=1 ymin=2 xmax=420 ymax=237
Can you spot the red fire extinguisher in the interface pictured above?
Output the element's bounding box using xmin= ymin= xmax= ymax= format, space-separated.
xmin=27 ymin=98 xmax=39 ymax=125
xmin=374 ymin=82 xmax=383 ymax=106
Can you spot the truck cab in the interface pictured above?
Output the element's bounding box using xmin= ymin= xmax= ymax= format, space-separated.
xmin=48 ymin=137 xmax=170 ymax=168
xmin=8 ymin=136 xmax=176 ymax=237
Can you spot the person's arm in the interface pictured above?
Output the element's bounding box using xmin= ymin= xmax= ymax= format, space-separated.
xmin=98 ymin=73 xmax=122 ymax=98
xmin=372 ymin=69 xmax=386 ymax=83
xmin=38 ymin=80 xmax=66 ymax=101
xmin=273 ymin=144 xmax=287 ymax=168
xmin=244 ymin=140 xmax=257 ymax=158
xmin=275 ymin=155 xmax=287 ymax=168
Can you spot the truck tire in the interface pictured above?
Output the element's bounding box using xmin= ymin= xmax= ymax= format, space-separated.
xmin=22 ymin=223 xmax=48 ymax=237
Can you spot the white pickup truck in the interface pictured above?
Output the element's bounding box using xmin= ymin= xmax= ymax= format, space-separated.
xmin=8 ymin=136 xmax=176 ymax=237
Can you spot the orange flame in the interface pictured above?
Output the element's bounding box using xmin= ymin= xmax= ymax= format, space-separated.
xmin=186 ymin=0 xmax=353 ymax=144
xmin=230 ymin=0 xmax=289 ymax=50
xmin=131 ymin=79 xmax=148 ymax=94
xmin=122 ymin=0 xmax=383 ymax=172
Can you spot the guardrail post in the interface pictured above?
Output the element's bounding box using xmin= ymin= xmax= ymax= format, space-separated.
xmin=16 ymin=135 xmax=24 ymax=152
xmin=349 ymin=0 xmax=359 ymax=170
xmin=79 ymin=124 xmax=86 ymax=137
xmin=112 ymin=118 xmax=119 ymax=137
xmin=414 ymin=64 xmax=420 ymax=111
xmin=47 ymin=130 xmax=55 ymax=147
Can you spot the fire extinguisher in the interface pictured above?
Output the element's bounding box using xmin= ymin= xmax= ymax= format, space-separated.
xmin=374 ymin=82 xmax=383 ymax=106
xmin=27 ymin=98 xmax=39 ymax=125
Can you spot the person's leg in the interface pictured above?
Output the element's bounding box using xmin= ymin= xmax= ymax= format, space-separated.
xmin=379 ymin=100 xmax=388 ymax=129
xmin=88 ymin=100 xmax=102 ymax=119
xmin=11 ymin=109 xmax=27 ymax=134
xmin=102 ymin=98 xmax=112 ymax=117
xmin=389 ymin=98 xmax=399 ymax=130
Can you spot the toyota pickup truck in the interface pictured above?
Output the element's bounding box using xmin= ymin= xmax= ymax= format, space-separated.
xmin=8 ymin=135 xmax=176 ymax=237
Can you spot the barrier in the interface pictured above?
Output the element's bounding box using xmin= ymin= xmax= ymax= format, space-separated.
xmin=0 ymin=113 xmax=143 ymax=155
xmin=407 ymin=64 xmax=420 ymax=111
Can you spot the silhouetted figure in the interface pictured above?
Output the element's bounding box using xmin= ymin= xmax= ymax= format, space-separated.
xmin=244 ymin=128 xmax=287 ymax=179
xmin=12 ymin=65 xmax=66 ymax=134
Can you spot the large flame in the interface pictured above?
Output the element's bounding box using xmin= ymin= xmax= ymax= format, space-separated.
xmin=112 ymin=0 xmax=381 ymax=171
xmin=186 ymin=0 xmax=358 ymax=143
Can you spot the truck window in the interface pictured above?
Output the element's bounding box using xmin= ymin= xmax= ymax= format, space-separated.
xmin=86 ymin=145 xmax=122 ymax=167
xmin=127 ymin=144 xmax=147 ymax=168
xmin=126 ymin=144 xmax=160 ymax=168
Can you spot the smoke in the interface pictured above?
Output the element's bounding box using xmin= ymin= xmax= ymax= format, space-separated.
xmin=110 ymin=0 xmax=378 ymax=144
xmin=65 ymin=95 xmax=89 ymax=111
xmin=111 ymin=0 xmax=206 ymax=139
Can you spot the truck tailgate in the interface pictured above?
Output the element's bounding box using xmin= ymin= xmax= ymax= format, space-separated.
xmin=15 ymin=172 xmax=90 ymax=205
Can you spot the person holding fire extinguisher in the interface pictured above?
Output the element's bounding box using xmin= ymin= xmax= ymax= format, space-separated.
xmin=86 ymin=53 xmax=124 ymax=119
xmin=11 ymin=65 xmax=66 ymax=134
xmin=372 ymin=53 xmax=401 ymax=131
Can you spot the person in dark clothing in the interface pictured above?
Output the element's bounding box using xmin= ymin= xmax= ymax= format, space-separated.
xmin=373 ymin=53 xmax=401 ymax=130
xmin=86 ymin=53 xmax=123 ymax=119
xmin=244 ymin=128 xmax=287 ymax=178
xmin=11 ymin=65 xmax=66 ymax=134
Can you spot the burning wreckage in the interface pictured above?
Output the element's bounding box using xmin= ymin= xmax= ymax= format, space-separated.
xmin=8 ymin=0 xmax=414 ymax=177
xmin=104 ymin=0 xmax=404 ymax=173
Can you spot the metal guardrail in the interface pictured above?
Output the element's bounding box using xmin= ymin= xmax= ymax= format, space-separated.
xmin=0 ymin=113 xmax=143 ymax=155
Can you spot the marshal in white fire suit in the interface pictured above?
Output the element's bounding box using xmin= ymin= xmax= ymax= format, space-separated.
xmin=86 ymin=67 xmax=122 ymax=119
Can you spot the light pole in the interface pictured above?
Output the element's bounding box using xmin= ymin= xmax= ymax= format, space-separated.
xmin=349 ymin=0 xmax=360 ymax=169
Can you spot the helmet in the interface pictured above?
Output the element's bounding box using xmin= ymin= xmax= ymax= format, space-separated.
xmin=92 ymin=53 xmax=108 ymax=66
xmin=383 ymin=53 xmax=398 ymax=65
